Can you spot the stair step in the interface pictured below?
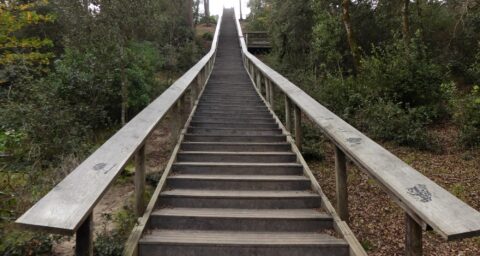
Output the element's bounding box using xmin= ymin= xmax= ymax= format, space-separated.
xmin=172 ymin=162 xmax=303 ymax=175
xmin=184 ymin=134 xmax=286 ymax=143
xmin=139 ymin=230 xmax=349 ymax=256
xmin=181 ymin=142 xmax=290 ymax=152
xmin=176 ymin=151 xmax=296 ymax=163
xmin=192 ymin=117 xmax=275 ymax=123
xmin=187 ymin=127 xmax=282 ymax=136
xmin=191 ymin=112 xmax=272 ymax=118
xmin=167 ymin=174 xmax=310 ymax=190
xmin=189 ymin=121 xmax=278 ymax=129
xmin=159 ymin=189 xmax=321 ymax=208
xmin=194 ymin=110 xmax=272 ymax=115
xmin=150 ymin=208 xmax=333 ymax=231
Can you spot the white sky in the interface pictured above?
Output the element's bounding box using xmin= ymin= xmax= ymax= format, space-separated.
xmin=209 ymin=0 xmax=251 ymax=19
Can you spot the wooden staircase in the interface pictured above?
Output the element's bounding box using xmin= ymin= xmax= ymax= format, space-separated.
xmin=136 ymin=10 xmax=350 ymax=256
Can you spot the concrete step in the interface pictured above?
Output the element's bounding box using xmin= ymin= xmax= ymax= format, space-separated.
xmin=180 ymin=142 xmax=290 ymax=152
xmin=150 ymin=208 xmax=333 ymax=231
xmin=172 ymin=162 xmax=304 ymax=175
xmin=176 ymin=151 xmax=296 ymax=163
xmin=189 ymin=121 xmax=278 ymax=129
xmin=158 ymin=189 xmax=322 ymax=208
xmin=139 ymin=230 xmax=349 ymax=256
xmin=166 ymin=174 xmax=311 ymax=190
xmin=184 ymin=134 xmax=286 ymax=143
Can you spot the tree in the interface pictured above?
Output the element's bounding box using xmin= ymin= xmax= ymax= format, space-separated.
xmin=0 ymin=1 xmax=55 ymax=90
xmin=204 ymin=0 xmax=210 ymax=18
xmin=341 ymin=0 xmax=360 ymax=73
xmin=402 ymin=0 xmax=411 ymax=44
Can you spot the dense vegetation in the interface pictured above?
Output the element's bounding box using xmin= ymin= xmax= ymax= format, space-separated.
xmin=246 ymin=0 xmax=480 ymax=150
xmin=0 ymin=0 xmax=213 ymax=254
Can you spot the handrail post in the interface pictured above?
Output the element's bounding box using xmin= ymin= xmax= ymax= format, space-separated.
xmin=335 ymin=146 xmax=348 ymax=222
xmin=75 ymin=213 xmax=93 ymax=256
xmin=135 ymin=145 xmax=146 ymax=217
xmin=269 ymin=81 xmax=275 ymax=109
xmin=406 ymin=213 xmax=423 ymax=256
xmin=256 ymin=73 xmax=262 ymax=95
xmin=265 ymin=79 xmax=271 ymax=104
xmin=284 ymin=95 xmax=292 ymax=132
xmin=294 ymin=105 xmax=302 ymax=151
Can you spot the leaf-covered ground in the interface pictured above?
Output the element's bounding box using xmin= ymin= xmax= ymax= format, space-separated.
xmin=310 ymin=124 xmax=480 ymax=255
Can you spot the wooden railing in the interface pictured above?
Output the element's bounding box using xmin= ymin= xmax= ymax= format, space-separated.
xmin=245 ymin=31 xmax=271 ymax=50
xmin=234 ymin=13 xmax=480 ymax=256
xmin=15 ymin=13 xmax=223 ymax=256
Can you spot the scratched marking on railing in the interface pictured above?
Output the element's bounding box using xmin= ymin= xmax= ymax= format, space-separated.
xmin=407 ymin=184 xmax=432 ymax=203
xmin=347 ymin=137 xmax=362 ymax=145
xmin=93 ymin=163 xmax=116 ymax=174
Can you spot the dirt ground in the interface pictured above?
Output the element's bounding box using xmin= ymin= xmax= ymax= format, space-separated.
xmin=310 ymin=124 xmax=480 ymax=255
xmin=52 ymin=114 xmax=176 ymax=255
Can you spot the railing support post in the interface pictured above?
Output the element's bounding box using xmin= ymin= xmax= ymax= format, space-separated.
xmin=265 ymin=79 xmax=271 ymax=103
xmin=269 ymin=82 xmax=275 ymax=109
xmin=335 ymin=146 xmax=348 ymax=222
xmin=255 ymin=72 xmax=262 ymax=91
xmin=405 ymin=213 xmax=423 ymax=256
xmin=294 ymin=105 xmax=302 ymax=151
xmin=134 ymin=145 xmax=146 ymax=217
xmin=75 ymin=213 xmax=93 ymax=256
xmin=285 ymin=95 xmax=292 ymax=132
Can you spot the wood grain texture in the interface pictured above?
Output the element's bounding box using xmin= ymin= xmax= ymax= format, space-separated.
xmin=234 ymin=11 xmax=480 ymax=241
xmin=15 ymin=11 xmax=223 ymax=236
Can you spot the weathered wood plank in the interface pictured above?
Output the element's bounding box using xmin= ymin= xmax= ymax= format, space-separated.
xmin=15 ymin=11 xmax=223 ymax=235
xmin=235 ymin=10 xmax=480 ymax=241
xmin=134 ymin=146 xmax=146 ymax=217
xmin=406 ymin=213 xmax=423 ymax=256
xmin=75 ymin=213 xmax=93 ymax=256
xmin=335 ymin=146 xmax=348 ymax=222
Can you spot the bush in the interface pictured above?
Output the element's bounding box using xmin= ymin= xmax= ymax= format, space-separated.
xmin=356 ymin=100 xmax=433 ymax=149
xmin=358 ymin=35 xmax=447 ymax=120
xmin=202 ymin=32 xmax=213 ymax=41
xmin=456 ymin=86 xmax=480 ymax=148
xmin=0 ymin=231 xmax=53 ymax=256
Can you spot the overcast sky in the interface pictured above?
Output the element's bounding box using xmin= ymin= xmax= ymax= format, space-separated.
xmin=209 ymin=0 xmax=251 ymax=19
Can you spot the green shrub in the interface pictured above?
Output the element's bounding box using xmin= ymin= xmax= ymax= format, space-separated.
xmin=0 ymin=231 xmax=53 ymax=256
xmin=202 ymin=32 xmax=213 ymax=41
xmin=356 ymin=100 xmax=433 ymax=149
xmin=199 ymin=15 xmax=217 ymax=25
xmin=456 ymin=86 xmax=480 ymax=148
xmin=300 ymin=123 xmax=325 ymax=161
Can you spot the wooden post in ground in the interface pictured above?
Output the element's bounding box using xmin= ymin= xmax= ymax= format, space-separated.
xmin=285 ymin=95 xmax=292 ymax=132
xmin=269 ymin=81 xmax=275 ymax=109
xmin=294 ymin=105 xmax=302 ymax=151
xmin=405 ymin=213 xmax=423 ymax=256
xmin=335 ymin=146 xmax=348 ymax=222
xmin=265 ymin=79 xmax=271 ymax=104
xmin=135 ymin=145 xmax=146 ymax=217
xmin=256 ymin=73 xmax=262 ymax=95
xmin=75 ymin=213 xmax=93 ymax=256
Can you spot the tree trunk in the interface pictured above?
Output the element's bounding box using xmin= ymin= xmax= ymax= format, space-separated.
xmin=341 ymin=0 xmax=360 ymax=73
xmin=120 ymin=47 xmax=128 ymax=127
xmin=194 ymin=0 xmax=200 ymax=26
xmin=402 ymin=0 xmax=411 ymax=44
xmin=204 ymin=0 xmax=210 ymax=17
xmin=187 ymin=0 xmax=194 ymax=29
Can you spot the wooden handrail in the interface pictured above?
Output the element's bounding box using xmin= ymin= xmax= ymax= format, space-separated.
xmin=234 ymin=11 xmax=480 ymax=255
xmin=15 ymin=9 xmax=223 ymax=253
